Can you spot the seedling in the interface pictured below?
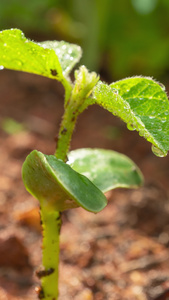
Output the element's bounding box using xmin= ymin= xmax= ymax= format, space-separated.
xmin=1 ymin=29 xmax=169 ymax=300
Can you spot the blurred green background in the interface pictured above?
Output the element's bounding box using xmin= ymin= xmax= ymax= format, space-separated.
xmin=1 ymin=0 xmax=169 ymax=82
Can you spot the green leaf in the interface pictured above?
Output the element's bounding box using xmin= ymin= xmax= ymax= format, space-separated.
xmin=39 ymin=40 xmax=82 ymax=77
xmin=94 ymin=77 xmax=169 ymax=157
xmin=68 ymin=148 xmax=143 ymax=193
xmin=0 ymin=29 xmax=82 ymax=95
xmin=22 ymin=150 xmax=107 ymax=213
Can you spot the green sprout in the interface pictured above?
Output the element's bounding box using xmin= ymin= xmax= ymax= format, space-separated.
xmin=1 ymin=29 xmax=169 ymax=300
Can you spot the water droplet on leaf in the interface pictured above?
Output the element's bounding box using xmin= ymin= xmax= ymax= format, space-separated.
xmin=68 ymin=49 xmax=73 ymax=54
xmin=127 ymin=123 xmax=135 ymax=131
xmin=111 ymin=88 xmax=119 ymax=95
xmin=151 ymin=145 xmax=165 ymax=157
xmin=61 ymin=45 xmax=67 ymax=50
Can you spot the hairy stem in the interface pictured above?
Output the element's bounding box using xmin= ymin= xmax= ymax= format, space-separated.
xmin=38 ymin=101 xmax=77 ymax=299
xmin=54 ymin=103 xmax=78 ymax=162
xmin=39 ymin=67 xmax=97 ymax=299
xmin=55 ymin=66 xmax=99 ymax=162
xmin=38 ymin=207 xmax=61 ymax=300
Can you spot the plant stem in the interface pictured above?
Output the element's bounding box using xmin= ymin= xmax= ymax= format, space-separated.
xmin=39 ymin=67 xmax=98 ymax=299
xmin=55 ymin=66 xmax=99 ymax=162
xmin=54 ymin=102 xmax=78 ymax=162
xmin=38 ymin=99 xmax=77 ymax=299
xmin=39 ymin=207 xmax=61 ymax=300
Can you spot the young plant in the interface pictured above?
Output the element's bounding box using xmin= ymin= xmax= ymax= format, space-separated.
xmin=1 ymin=29 xmax=169 ymax=300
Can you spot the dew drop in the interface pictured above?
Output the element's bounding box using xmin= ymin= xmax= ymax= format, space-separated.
xmin=65 ymin=54 xmax=70 ymax=60
xmin=68 ymin=49 xmax=73 ymax=54
xmin=127 ymin=123 xmax=135 ymax=131
xmin=56 ymin=48 xmax=61 ymax=54
xmin=151 ymin=145 xmax=165 ymax=157
xmin=111 ymin=88 xmax=119 ymax=95
xmin=61 ymin=44 xmax=67 ymax=50
xmin=16 ymin=61 xmax=22 ymax=67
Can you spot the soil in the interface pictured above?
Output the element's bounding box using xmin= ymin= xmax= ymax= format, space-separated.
xmin=1 ymin=69 xmax=169 ymax=300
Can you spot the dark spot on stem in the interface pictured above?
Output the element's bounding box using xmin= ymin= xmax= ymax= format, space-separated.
xmin=61 ymin=128 xmax=67 ymax=134
xmin=36 ymin=268 xmax=55 ymax=279
xmin=50 ymin=69 xmax=57 ymax=76
xmin=56 ymin=212 xmax=61 ymax=221
xmin=54 ymin=134 xmax=58 ymax=143
xmin=35 ymin=286 xmax=45 ymax=299
xmin=56 ymin=212 xmax=62 ymax=234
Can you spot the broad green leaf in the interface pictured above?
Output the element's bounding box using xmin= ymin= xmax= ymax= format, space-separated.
xmin=94 ymin=77 xmax=169 ymax=157
xmin=22 ymin=150 xmax=107 ymax=213
xmin=0 ymin=29 xmax=82 ymax=95
xmin=68 ymin=148 xmax=143 ymax=192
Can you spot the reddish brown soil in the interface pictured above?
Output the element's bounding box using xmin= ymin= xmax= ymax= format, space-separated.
xmin=1 ymin=70 xmax=169 ymax=300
